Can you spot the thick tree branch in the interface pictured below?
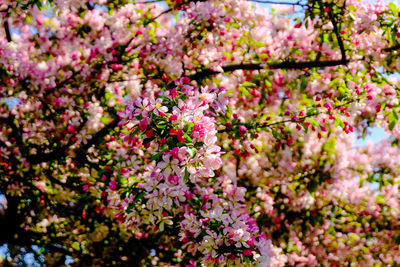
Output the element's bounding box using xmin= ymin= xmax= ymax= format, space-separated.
xmin=4 ymin=20 xmax=11 ymax=42
xmin=383 ymin=45 xmax=400 ymax=52
xmin=42 ymin=169 xmax=83 ymax=191
xmin=0 ymin=139 xmax=7 ymax=148
xmin=190 ymin=63 xmax=263 ymax=79
xmin=250 ymin=0 xmax=307 ymax=6
xmin=270 ymin=59 xmax=348 ymax=69
xmin=190 ymin=58 xmax=349 ymax=80
xmin=26 ymin=147 xmax=65 ymax=165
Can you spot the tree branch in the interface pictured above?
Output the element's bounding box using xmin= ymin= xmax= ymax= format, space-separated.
xmin=82 ymin=119 xmax=119 ymax=151
xmin=4 ymin=20 xmax=11 ymax=42
xmin=0 ymin=139 xmax=7 ymax=148
xmin=383 ymin=45 xmax=400 ymax=52
xmin=327 ymin=7 xmax=346 ymax=62
xmin=136 ymin=0 xmax=164 ymax=3
xmin=218 ymin=98 xmax=357 ymax=133
xmin=25 ymin=147 xmax=65 ymax=165
xmin=250 ymin=0 xmax=307 ymax=6
xmin=270 ymin=59 xmax=348 ymax=69
xmin=190 ymin=58 xmax=349 ymax=80
xmin=190 ymin=63 xmax=264 ymax=80
xmin=190 ymin=3 xmax=349 ymax=81
xmin=0 ymin=116 xmax=23 ymax=145
xmin=26 ymin=118 xmax=118 ymax=165
xmin=86 ymin=2 xmax=94 ymax=10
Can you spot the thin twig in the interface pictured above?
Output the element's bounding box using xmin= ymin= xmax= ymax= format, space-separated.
xmin=218 ymin=98 xmax=358 ymax=133
xmin=327 ymin=8 xmax=346 ymax=61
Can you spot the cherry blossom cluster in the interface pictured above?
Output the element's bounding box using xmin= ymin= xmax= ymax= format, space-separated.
xmin=106 ymin=77 xmax=281 ymax=264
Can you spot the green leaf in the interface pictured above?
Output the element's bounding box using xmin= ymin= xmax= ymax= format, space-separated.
xmin=127 ymin=203 xmax=136 ymax=212
xmin=391 ymin=31 xmax=398 ymax=46
xmin=226 ymin=105 xmax=232 ymax=118
xmin=308 ymin=119 xmax=319 ymax=127
xmin=389 ymin=120 xmax=397 ymax=131
xmin=264 ymin=78 xmax=272 ymax=88
xmin=135 ymin=192 xmax=145 ymax=203
xmin=150 ymin=153 xmax=161 ymax=162
xmin=300 ymin=76 xmax=307 ymax=93
xmin=393 ymin=110 xmax=399 ymax=120
xmin=183 ymin=133 xmax=191 ymax=142
xmin=388 ymin=111 xmax=398 ymax=131
xmin=242 ymin=81 xmax=254 ymax=87
xmin=184 ymin=122 xmax=194 ymax=132
xmin=35 ymin=1 xmax=43 ymax=10
xmin=335 ymin=117 xmax=345 ymax=128
xmin=222 ymin=51 xmax=231 ymax=60
xmin=100 ymin=116 xmax=108 ymax=124
xmin=239 ymin=86 xmax=249 ymax=97
xmin=188 ymin=147 xmax=197 ymax=158
xmin=184 ymin=168 xmax=190 ymax=183
xmin=72 ymin=242 xmax=80 ymax=251
xmin=307 ymin=180 xmax=317 ymax=194
xmin=271 ymin=130 xmax=283 ymax=140
xmin=254 ymin=41 xmax=266 ymax=48
xmin=338 ymin=85 xmax=351 ymax=99
xmin=393 ymin=232 xmax=400 ymax=245
xmin=388 ymin=2 xmax=399 ymax=15
xmin=323 ymin=137 xmax=337 ymax=154
xmin=376 ymin=195 xmax=385 ymax=204
xmin=307 ymin=107 xmax=318 ymax=116
xmin=329 ymin=226 xmax=336 ymax=236
xmin=287 ymin=244 xmax=298 ymax=253
xmin=258 ymin=87 xmax=266 ymax=106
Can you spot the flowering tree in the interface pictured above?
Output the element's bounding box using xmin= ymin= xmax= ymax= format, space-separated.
xmin=1 ymin=0 xmax=400 ymax=265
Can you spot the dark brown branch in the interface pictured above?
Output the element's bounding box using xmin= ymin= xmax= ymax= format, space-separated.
xmin=0 ymin=116 xmax=23 ymax=145
xmin=26 ymin=118 xmax=118 ymax=165
xmin=383 ymin=45 xmax=400 ymax=52
xmin=190 ymin=63 xmax=263 ymax=80
xmin=136 ymin=0 xmax=164 ymax=3
xmin=80 ymin=119 xmax=118 ymax=151
xmin=190 ymin=58 xmax=349 ymax=80
xmin=250 ymin=0 xmax=307 ymax=6
xmin=43 ymin=169 xmax=83 ymax=191
xmin=154 ymin=7 xmax=175 ymax=20
xmin=270 ymin=59 xmax=348 ymax=69
xmin=26 ymin=147 xmax=65 ymax=164
xmin=4 ymin=20 xmax=11 ymax=42
xmin=86 ymin=2 xmax=94 ymax=10
xmin=328 ymin=8 xmax=346 ymax=62
xmin=0 ymin=139 xmax=7 ymax=148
